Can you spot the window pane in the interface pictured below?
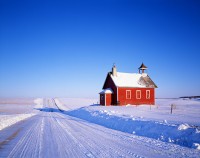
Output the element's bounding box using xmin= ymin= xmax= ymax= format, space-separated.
xmin=146 ymin=90 xmax=150 ymax=99
xmin=136 ymin=90 xmax=141 ymax=99
xmin=126 ymin=90 xmax=131 ymax=99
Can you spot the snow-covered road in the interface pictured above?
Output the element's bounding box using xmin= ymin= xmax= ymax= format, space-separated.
xmin=0 ymin=98 xmax=199 ymax=158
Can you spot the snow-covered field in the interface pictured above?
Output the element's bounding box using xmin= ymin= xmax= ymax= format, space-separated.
xmin=0 ymin=98 xmax=40 ymax=131
xmin=0 ymin=98 xmax=200 ymax=157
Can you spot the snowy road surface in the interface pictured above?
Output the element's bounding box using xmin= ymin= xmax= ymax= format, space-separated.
xmin=0 ymin=98 xmax=200 ymax=158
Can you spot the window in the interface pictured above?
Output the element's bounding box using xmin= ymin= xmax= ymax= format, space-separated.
xmin=146 ymin=90 xmax=150 ymax=99
xmin=126 ymin=90 xmax=131 ymax=99
xmin=136 ymin=90 xmax=141 ymax=99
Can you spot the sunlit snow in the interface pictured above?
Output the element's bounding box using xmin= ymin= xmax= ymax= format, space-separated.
xmin=0 ymin=98 xmax=200 ymax=158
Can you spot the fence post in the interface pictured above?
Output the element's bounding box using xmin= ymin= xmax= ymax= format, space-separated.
xmin=171 ymin=104 xmax=174 ymax=114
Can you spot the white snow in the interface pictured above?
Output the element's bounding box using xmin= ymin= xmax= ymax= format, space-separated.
xmin=34 ymin=98 xmax=44 ymax=109
xmin=193 ymin=143 xmax=200 ymax=150
xmin=60 ymin=98 xmax=200 ymax=150
xmin=99 ymin=88 xmax=113 ymax=94
xmin=56 ymin=97 xmax=98 ymax=110
xmin=54 ymin=98 xmax=68 ymax=111
xmin=111 ymin=72 xmax=145 ymax=87
xmin=0 ymin=113 xmax=36 ymax=130
xmin=178 ymin=124 xmax=190 ymax=130
xmin=0 ymin=98 xmax=41 ymax=131
xmin=0 ymin=98 xmax=200 ymax=157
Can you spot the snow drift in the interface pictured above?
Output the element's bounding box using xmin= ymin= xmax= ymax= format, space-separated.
xmin=0 ymin=114 xmax=36 ymax=131
xmin=65 ymin=106 xmax=200 ymax=150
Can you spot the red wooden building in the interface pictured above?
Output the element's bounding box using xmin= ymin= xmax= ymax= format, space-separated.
xmin=99 ymin=63 xmax=157 ymax=106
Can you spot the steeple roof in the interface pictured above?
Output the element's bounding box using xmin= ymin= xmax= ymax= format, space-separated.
xmin=138 ymin=63 xmax=147 ymax=70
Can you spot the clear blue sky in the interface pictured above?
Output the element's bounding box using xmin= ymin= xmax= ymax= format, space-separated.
xmin=0 ymin=0 xmax=200 ymax=98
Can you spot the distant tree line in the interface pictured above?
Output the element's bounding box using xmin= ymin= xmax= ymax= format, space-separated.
xmin=180 ymin=96 xmax=200 ymax=99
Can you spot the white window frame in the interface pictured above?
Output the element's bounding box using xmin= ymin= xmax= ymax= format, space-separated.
xmin=146 ymin=90 xmax=150 ymax=99
xmin=136 ymin=90 xmax=141 ymax=99
xmin=126 ymin=90 xmax=131 ymax=99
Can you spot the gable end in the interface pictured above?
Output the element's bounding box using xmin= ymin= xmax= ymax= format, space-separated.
xmin=103 ymin=72 xmax=117 ymax=89
xmin=141 ymin=75 xmax=158 ymax=88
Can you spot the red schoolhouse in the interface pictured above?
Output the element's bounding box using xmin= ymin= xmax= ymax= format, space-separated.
xmin=99 ymin=63 xmax=157 ymax=106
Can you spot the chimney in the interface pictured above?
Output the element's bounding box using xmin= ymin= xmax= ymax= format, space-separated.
xmin=112 ymin=64 xmax=117 ymax=76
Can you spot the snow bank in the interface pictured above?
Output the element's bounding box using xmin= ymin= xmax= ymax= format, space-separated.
xmin=34 ymin=98 xmax=43 ymax=109
xmin=178 ymin=124 xmax=190 ymax=130
xmin=54 ymin=98 xmax=68 ymax=111
xmin=0 ymin=113 xmax=36 ymax=130
xmin=66 ymin=107 xmax=200 ymax=150
xmin=193 ymin=143 xmax=200 ymax=150
xmin=54 ymin=98 xmax=200 ymax=150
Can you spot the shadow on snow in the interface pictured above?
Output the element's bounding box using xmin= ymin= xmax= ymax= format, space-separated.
xmin=34 ymin=106 xmax=200 ymax=150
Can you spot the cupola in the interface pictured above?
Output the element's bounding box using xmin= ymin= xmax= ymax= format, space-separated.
xmin=138 ymin=63 xmax=147 ymax=74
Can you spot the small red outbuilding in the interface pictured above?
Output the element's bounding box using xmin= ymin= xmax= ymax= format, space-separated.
xmin=99 ymin=63 xmax=157 ymax=106
xmin=99 ymin=88 xmax=113 ymax=106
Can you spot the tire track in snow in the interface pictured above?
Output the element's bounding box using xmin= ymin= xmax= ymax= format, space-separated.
xmin=7 ymin=115 xmax=44 ymax=158
xmin=54 ymin=111 xmax=200 ymax=158
xmin=39 ymin=98 xmax=93 ymax=157
xmin=44 ymin=112 xmax=86 ymax=157
xmin=55 ymin=112 xmax=153 ymax=157
xmin=54 ymin=112 xmax=145 ymax=158
xmin=49 ymin=99 xmax=134 ymax=157
xmin=48 ymin=98 xmax=200 ymax=158
xmin=49 ymin=98 xmax=143 ymax=157
xmin=1 ymin=98 xmax=200 ymax=158
xmin=0 ymin=128 xmax=21 ymax=149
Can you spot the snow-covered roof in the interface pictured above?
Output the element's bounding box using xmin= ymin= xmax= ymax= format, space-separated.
xmin=110 ymin=72 xmax=145 ymax=88
xmin=99 ymin=88 xmax=113 ymax=94
xmin=109 ymin=72 xmax=157 ymax=88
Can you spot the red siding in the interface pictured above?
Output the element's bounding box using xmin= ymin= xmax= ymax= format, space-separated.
xmin=118 ymin=88 xmax=155 ymax=105
xmin=101 ymin=73 xmax=156 ymax=106
xmin=99 ymin=93 xmax=112 ymax=106
xmin=105 ymin=93 xmax=112 ymax=106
